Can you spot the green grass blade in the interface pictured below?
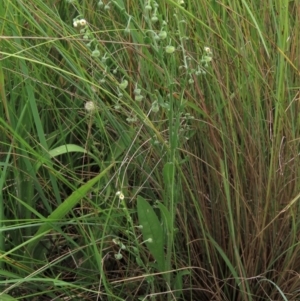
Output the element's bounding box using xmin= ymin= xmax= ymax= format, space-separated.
xmin=27 ymin=162 xmax=115 ymax=255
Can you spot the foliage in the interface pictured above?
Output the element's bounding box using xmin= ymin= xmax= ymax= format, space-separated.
xmin=0 ymin=0 xmax=299 ymax=300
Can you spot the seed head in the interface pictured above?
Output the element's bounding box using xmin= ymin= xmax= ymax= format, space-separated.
xmin=85 ymin=101 xmax=96 ymax=112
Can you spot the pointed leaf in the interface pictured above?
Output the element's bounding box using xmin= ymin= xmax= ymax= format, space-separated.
xmin=137 ymin=196 xmax=164 ymax=272
xmin=27 ymin=163 xmax=115 ymax=254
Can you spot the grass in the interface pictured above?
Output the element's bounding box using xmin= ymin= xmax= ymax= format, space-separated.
xmin=0 ymin=0 xmax=299 ymax=300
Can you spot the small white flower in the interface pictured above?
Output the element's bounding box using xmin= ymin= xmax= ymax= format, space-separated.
xmin=204 ymin=46 xmax=212 ymax=54
xmin=79 ymin=19 xmax=87 ymax=26
xmin=73 ymin=20 xmax=78 ymax=27
xmin=116 ymin=191 xmax=124 ymax=200
xmin=85 ymin=101 xmax=96 ymax=112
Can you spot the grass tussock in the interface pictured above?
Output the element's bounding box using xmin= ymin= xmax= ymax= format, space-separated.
xmin=0 ymin=0 xmax=300 ymax=300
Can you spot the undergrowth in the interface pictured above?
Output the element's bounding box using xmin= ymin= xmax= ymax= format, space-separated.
xmin=0 ymin=0 xmax=299 ymax=300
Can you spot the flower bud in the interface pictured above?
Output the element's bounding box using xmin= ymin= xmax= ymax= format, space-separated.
xmin=135 ymin=95 xmax=143 ymax=102
xmin=158 ymin=31 xmax=167 ymax=40
xmin=91 ymin=49 xmax=100 ymax=57
xmin=151 ymin=15 xmax=158 ymax=23
xmin=119 ymin=79 xmax=128 ymax=89
xmin=165 ymin=45 xmax=175 ymax=54
xmin=134 ymin=88 xmax=141 ymax=95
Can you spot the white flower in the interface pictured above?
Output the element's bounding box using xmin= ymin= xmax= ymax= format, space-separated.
xmin=84 ymin=101 xmax=96 ymax=112
xmin=204 ymin=46 xmax=212 ymax=54
xmin=73 ymin=20 xmax=78 ymax=27
xmin=79 ymin=19 xmax=87 ymax=26
xmin=116 ymin=191 xmax=124 ymax=200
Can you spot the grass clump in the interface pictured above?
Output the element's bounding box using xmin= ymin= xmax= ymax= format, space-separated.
xmin=0 ymin=0 xmax=299 ymax=300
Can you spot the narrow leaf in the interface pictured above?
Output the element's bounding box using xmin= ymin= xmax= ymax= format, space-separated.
xmin=163 ymin=162 xmax=174 ymax=187
xmin=155 ymin=201 xmax=172 ymax=236
xmin=35 ymin=144 xmax=98 ymax=172
xmin=27 ymin=163 xmax=115 ymax=254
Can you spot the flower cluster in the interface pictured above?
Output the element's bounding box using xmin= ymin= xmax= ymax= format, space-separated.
xmin=73 ymin=18 xmax=87 ymax=28
xmin=116 ymin=191 xmax=124 ymax=200
xmin=201 ymin=46 xmax=213 ymax=66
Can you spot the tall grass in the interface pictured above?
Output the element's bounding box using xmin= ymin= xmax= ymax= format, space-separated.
xmin=0 ymin=0 xmax=299 ymax=300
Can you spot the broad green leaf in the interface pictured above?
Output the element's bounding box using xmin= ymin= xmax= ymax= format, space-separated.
xmin=137 ymin=196 xmax=165 ymax=272
xmin=27 ymin=162 xmax=115 ymax=255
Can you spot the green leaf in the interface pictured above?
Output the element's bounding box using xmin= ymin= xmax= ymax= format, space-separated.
xmin=163 ymin=162 xmax=174 ymax=187
xmin=137 ymin=196 xmax=165 ymax=272
xmin=155 ymin=201 xmax=172 ymax=237
xmin=27 ymin=162 xmax=115 ymax=255
xmin=174 ymin=270 xmax=191 ymax=299
xmin=34 ymin=144 xmax=98 ymax=172
xmin=0 ymin=294 xmax=18 ymax=301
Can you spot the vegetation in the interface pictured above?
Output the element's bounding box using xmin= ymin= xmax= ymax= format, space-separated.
xmin=0 ymin=0 xmax=299 ymax=300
